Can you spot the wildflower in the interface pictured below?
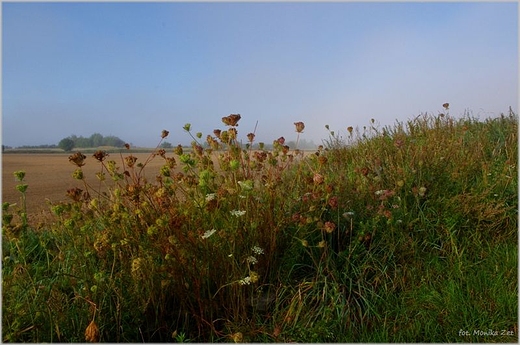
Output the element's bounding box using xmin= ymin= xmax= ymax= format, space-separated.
xmin=318 ymin=240 xmax=326 ymax=248
xmin=222 ymin=113 xmax=241 ymax=126
xmin=394 ymin=139 xmax=404 ymax=149
xmin=124 ymin=155 xmax=138 ymax=168
xmin=252 ymin=246 xmax=264 ymax=255
xmin=155 ymin=148 xmax=166 ymax=157
xmin=313 ymin=173 xmax=324 ymax=185
xmin=246 ymin=256 xmax=258 ymax=265
xmin=250 ymin=271 xmax=259 ymax=283
xmin=201 ymin=229 xmax=217 ymax=239
xmin=230 ymin=210 xmax=246 ymax=217
xmin=66 ymin=187 xmax=83 ymax=202
xmin=294 ymin=121 xmax=305 ymax=133
xmin=174 ymin=144 xmax=183 ymax=155
xmin=205 ymin=193 xmax=216 ymax=202
xmin=239 ymin=276 xmax=251 ymax=285
xmin=161 ymin=129 xmax=169 ymax=138
xmin=375 ymin=190 xmax=385 ymax=196
xmin=232 ymin=332 xmax=243 ymax=343
xmin=318 ymin=155 xmax=328 ymax=165
xmin=85 ymin=320 xmax=100 ymax=342
xmin=92 ymin=150 xmax=108 ymax=162
xmin=328 ymin=196 xmax=339 ymax=209
xmin=418 ymin=186 xmax=427 ymax=197
xmin=69 ymin=152 xmax=87 ymax=167
xmin=183 ymin=123 xmax=191 ymax=131
xmin=323 ymin=221 xmax=336 ymax=233
xmin=228 ymin=128 xmax=237 ymax=139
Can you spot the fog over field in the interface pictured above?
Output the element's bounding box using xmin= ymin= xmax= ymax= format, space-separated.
xmin=2 ymin=2 xmax=518 ymax=148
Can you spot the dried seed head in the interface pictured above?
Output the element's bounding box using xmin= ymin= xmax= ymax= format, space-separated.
xmin=323 ymin=221 xmax=336 ymax=233
xmin=66 ymin=187 xmax=83 ymax=202
xmin=313 ymin=173 xmax=324 ymax=185
xmin=294 ymin=121 xmax=305 ymax=133
xmin=232 ymin=332 xmax=243 ymax=343
xmin=69 ymin=152 xmax=87 ymax=167
xmin=161 ymin=129 xmax=169 ymax=139
xmin=276 ymin=137 xmax=285 ymax=145
xmin=228 ymin=127 xmax=237 ymax=139
xmin=124 ymin=155 xmax=138 ymax=168
xmin=347 ymin=126 xmax=353 ymax=134
xmin=213 ymin=129 xmax=222 ymax=139
xmin=442 ymin=103 xmax=449 ymax=110
xmin=247 ymin=132 xmax=255 ymax=142
xmin=124 ymin=143 xmax=130 ymax=149
xmin=155 ymin=149 xmax=166 ymax=157
xmin=85 ymin=320 xmax=100 ymax=342
xmin=222 ymin=113 xmax=241 ymax=126
xmin=92 ymin=150 xmax=108 ymax=162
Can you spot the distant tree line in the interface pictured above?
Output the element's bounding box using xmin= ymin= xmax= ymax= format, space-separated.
xmin=58 ymin=133 xmax=126 ymax=152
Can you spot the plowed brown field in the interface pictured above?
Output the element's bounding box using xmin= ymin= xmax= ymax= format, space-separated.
xmin=2 ymin=152 xmax=170 ymax=223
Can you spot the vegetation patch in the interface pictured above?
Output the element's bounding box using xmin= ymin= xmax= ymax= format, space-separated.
xmin=2 ymin=108 xmax=517 ymax=342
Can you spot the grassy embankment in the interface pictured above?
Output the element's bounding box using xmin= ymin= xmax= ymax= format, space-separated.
xmin=2 ymin=110 xmax=517 ymax=342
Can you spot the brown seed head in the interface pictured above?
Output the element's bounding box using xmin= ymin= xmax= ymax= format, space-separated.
xmin=66 ymin=187 xmax=83 ymax=202
xmin=294 ymin=121 xmax=305 ymax=133
xmin=313 ymin=173 xmax=324 ymax=185
xmin=85 ymin=320 xmax=100 ymax=342
xmin=324 ymin=221 xmax=336 ymax=233
xmin=228 ymin=127 xmax=237 ymax=140
xmin=442 ymin=103 xmax=449 ymax=110
xmin=124 ymin=143 xmax=130 ymax=149
xmin=347 ymin=126 xmax=353 ymax=134
xmin=69 ymin=152 xmax=87 ymax=167
xmin=276 ymin=137 xmax=285 ymax=145
xmin=124 ymin=155 xmax=138 ymax=168
xmin=92 ymin=150 xmax=108 ymax=162
xmin=247 ymin=132 xmax=255 ymax=142
xmin=213 ymin=129 xmax=222 ymax=139
xmin=161 ymin=130 xmax=169 ymax=139
xmin=222 ymin=114 xmax=241 ymax=126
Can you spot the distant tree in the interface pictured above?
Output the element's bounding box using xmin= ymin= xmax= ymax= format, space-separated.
xmin=58 ymin=138 xmax=75 ymax=152
xmin=75 ymin=136 xmax=93 ymax=148
xmin=160 ymin=141 xmax=173 ymax=149
xmin=90 ymin=133 xmax=104 ymax=147
xmin=102 ymin=135 xmax=125 ymax=148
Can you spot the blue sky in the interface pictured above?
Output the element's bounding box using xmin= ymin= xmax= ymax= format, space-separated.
xmin=2 ymin=2 xmax=518 ymax=148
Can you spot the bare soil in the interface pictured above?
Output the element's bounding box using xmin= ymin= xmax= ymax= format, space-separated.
xmin=2 ymin=152 xmax=169 ymax=223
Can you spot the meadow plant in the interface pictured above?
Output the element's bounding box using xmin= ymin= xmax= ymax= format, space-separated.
xmin=2 ymin=107 xmax=517 ymax=342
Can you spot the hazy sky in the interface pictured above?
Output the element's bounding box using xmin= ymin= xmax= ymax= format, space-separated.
xmin=2 ymin=1 xmax=518 ymax=148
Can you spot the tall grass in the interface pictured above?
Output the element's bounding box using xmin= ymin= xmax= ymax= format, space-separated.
xmin=2 ymin=109 xmax=517 ymax=342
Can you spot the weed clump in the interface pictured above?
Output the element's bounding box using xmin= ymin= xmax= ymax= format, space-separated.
xmin=2 ymin=107 xmax=517 ymax=342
